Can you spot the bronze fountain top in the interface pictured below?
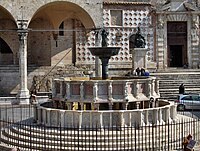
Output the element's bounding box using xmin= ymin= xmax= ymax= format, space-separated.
xmin=88 ymin=28 xmax=120 ymax=79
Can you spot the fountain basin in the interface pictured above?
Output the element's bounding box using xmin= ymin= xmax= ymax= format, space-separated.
xmin=35 ymin=100 xmax=176 ymax=128
xmin=52 ymin=76 xmax=160 ymax=105
xmin=33 ymin=76 xmax=178 ymax=128
xmin=89 ymin=47 xmax=121 ymax=79
xmin=89 ymin=47 xmax=120 ymax=58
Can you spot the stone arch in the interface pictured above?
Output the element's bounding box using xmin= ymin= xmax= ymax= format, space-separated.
xmin=0 ymin=5 xmax=19 ymax=65
xmin=29 ymin=1 xmax=95 ymax=29
xmin=28 ymin=1 xmax=95 ymax=66
xmin=0 ymin=5 xmax=16 ymax=23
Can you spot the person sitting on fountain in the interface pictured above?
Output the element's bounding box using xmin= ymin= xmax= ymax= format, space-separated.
xmin=135 ymin=67 xmax=141 ymax=76
xmin=141 ymin=68 xmax=146 ymax=76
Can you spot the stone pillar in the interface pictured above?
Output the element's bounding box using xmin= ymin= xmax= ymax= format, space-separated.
xmin=66 ymin=82 xmax=71 ymax=100
xmin=37 ymin=107 xmax=42 ymax=124
xmin=93 ymin=82 xmax=98 ymax=102
xmin=46 ymin=109 xmax=51 ymax=126
xmin=60 ymin=111 xmax=65 ymax=127
xmin=60 ymin=81 xmax=63 ymax=97
xmin=80 ymin=82 xmax=84 ymax=101
xmin=52 ymin=80 xmax=56 ymax=98
xmin=135 ymin=110 xmax=143 ymax=128
xmin=134 ymin=81 xmax=139 ymax=98
xmin=156 ymin=14 xmax=165 ymax=69
xmin=95 ymin=57 xmax=101 ymax=77
xmin=163 ymin=106 xmax=170 ymax=123
xmin=80 ymin=103 xmax=84 ymax=110
xmin=144 ymin=110 xmax=148 ymax=125
xmin=153 ymin=109 xmax=159 ymax=125
xmin=155 ymin=79 xmax=160 ymax=96
xmin=108 ymin=81 xmax=112 ymax=101
xmin=131 ymin=48 xmax=148 ymax=70
xmin=147 ymin=80 xmax=151 ymax=97
xmin=33 ymin=104 xmax=38 ymax=122
xmin=17 ymin=20 xmax=30 ymax=104
xmin=158 ymin=108 xmax=163 ymax=124
xmin=191 ymin=14 xmax=199 ymax=68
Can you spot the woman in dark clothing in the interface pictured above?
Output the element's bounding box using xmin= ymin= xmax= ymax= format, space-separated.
xmin=179 ymin=83 xmax=185 ymax=94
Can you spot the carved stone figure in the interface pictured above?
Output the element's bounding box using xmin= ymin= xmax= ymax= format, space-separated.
xmin=134 ymin=27 xmax=146 ymax=48
xmin=32 ymin=75 xmax=40 ymax=92
xmin=158 ymin=15 xmax=164 ymax=29
xmin=192 ymin=15 xmax=199 ymax=29
xmin=46 ymin=78 xmax=52 ymax=92
xmin=101 ymin=28 xmax=109 ymax=47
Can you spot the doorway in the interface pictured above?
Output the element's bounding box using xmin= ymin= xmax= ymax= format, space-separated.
xmin=167 ymin=22 xmax=187 ymax=67
xmin=169 ymin=45 xmax=183 ymax=67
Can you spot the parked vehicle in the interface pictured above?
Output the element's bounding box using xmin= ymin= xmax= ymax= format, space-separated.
xmin=175 ymin=93 xmax=200 ymax=111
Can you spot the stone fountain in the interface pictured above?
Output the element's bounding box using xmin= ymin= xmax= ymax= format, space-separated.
xmin=34 ymin=28 xmax=177 ymax=128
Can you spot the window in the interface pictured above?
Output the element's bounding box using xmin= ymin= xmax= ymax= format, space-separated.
xmin=192 ymin=95 xmax=200 ymax=101
xmin=182 ymin=96 xmax=192 ymax=100
xmin=110 ymin=10 xmax=122 ymax=26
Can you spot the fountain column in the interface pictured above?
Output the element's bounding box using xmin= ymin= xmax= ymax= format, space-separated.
xmin=17 ymin=20 xmax=30 ymax=104
xmin=100 ymin=57 xmax=109 ymax=79
xmin=89 ymin=28 xmax=120 ymax=80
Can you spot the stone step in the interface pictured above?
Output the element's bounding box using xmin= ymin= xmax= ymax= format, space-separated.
xmin=3 ymin=124 xmax=173 ymax=142
xmin=151 ymin=70 xmax=200 ymax=100
xmin=1 ymin=132 xmax=173 ymax=151
xmin=0 ymin=122 xmax=184 ymax=151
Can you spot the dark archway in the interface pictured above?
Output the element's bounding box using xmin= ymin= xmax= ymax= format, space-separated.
xmin=0 ymin=37 xmax=13 ymax=65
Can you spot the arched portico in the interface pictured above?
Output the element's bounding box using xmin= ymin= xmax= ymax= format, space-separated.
xmin=0 ymin=6 xmax=18 ymax=65
xmin=0 ymin=0 xmax=102 ymax=29
xmin=28 ymin=1 xmax=96 ymax=66
xmin=0 ymin=1 xmax=101 ymax=102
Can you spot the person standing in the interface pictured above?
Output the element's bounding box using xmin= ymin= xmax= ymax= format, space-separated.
xmin=179 ymin=83 xmax=185 ymax=94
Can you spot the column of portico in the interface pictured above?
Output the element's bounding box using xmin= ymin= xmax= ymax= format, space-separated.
xmin=17 ymin=20 xmax=30 ymax=104
xmin=190 ymin=14 xmax=199 ymax=68
xmin=156 ymin=14 xmax=166 ymax=69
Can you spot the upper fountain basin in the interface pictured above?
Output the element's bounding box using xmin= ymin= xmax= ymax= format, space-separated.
xmin=89 ymin=47 xmax=121 ymax=58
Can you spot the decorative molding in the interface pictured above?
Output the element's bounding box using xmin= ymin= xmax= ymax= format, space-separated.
xmin=167 ymin=14 xmax=188 ymax=21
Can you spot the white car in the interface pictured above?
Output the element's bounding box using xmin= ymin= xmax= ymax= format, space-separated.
xmin=175 ymin=93 xmax=200 ymax=111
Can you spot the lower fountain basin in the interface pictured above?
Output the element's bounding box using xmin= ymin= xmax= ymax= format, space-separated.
xmin=36 ymin=100 xmax=176 ymax=128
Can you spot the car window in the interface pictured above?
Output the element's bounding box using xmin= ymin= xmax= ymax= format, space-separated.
xmin=192 ymin=95 xmax=199 ymax=101
xmin=181 ymin=96 xmax=193 ymax=100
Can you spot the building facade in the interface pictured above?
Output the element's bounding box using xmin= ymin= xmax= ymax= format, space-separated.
xmin=0 ymin=0 xmax=199 ymax=97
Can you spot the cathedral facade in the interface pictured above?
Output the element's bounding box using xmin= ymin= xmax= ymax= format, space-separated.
xmin=0 ymin=0 xmax=199 ymax=96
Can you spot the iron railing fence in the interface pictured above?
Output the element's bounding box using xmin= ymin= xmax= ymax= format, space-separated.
xmin=0 ymin=105 xmax=199 ymax=151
